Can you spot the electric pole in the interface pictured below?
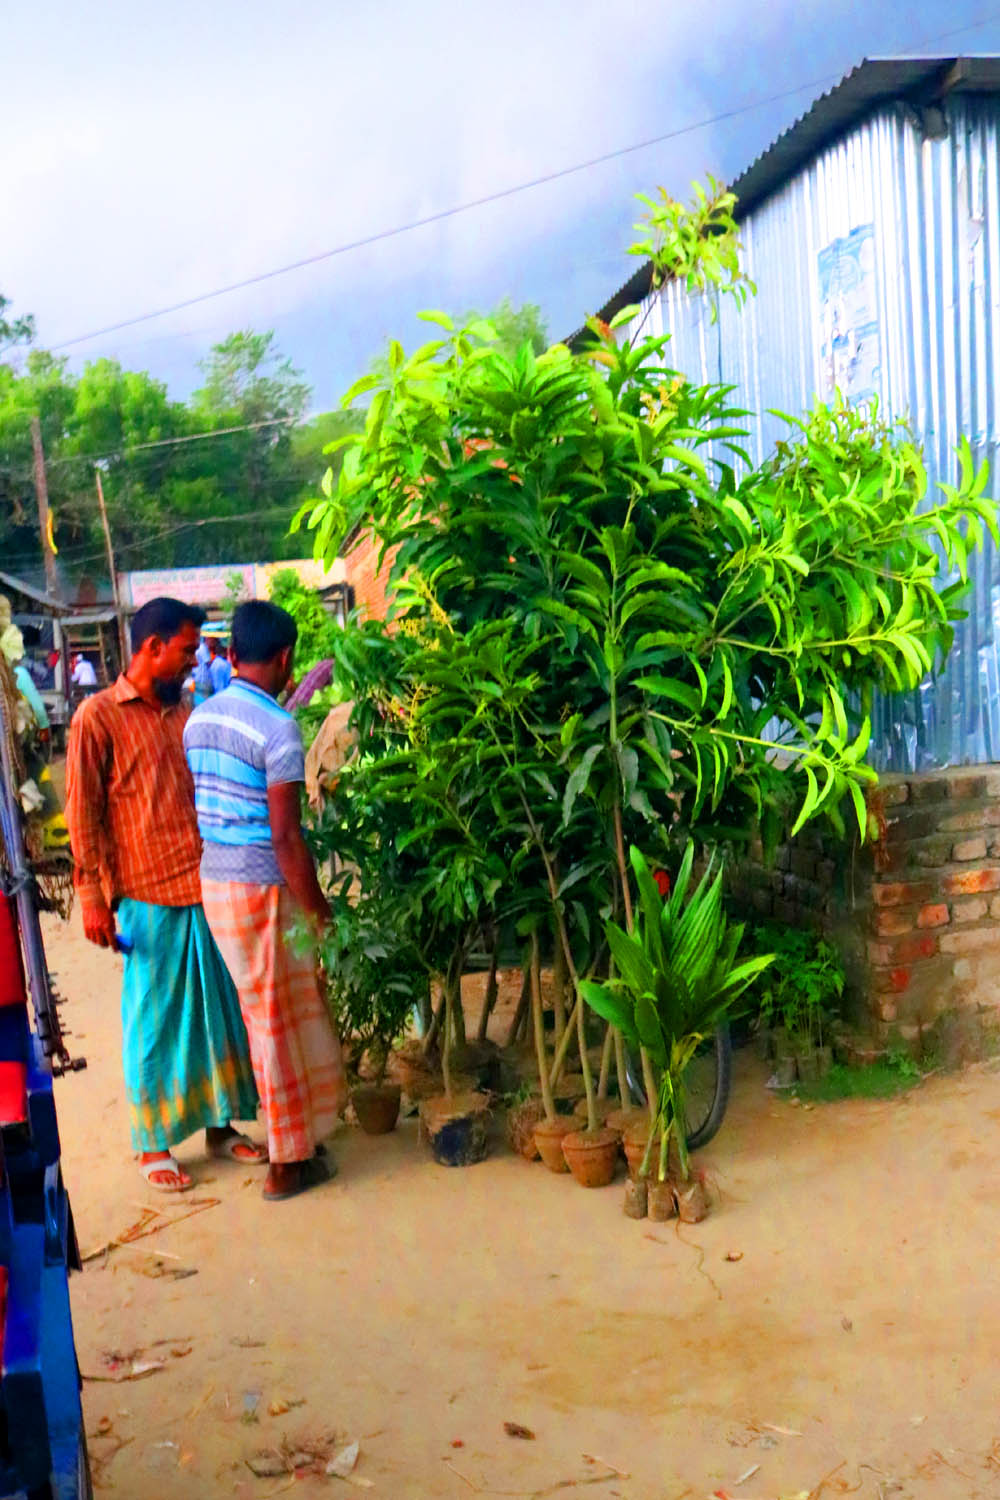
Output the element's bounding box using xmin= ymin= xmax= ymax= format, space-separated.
xmin=30 ymin=415 xmax=59 ymax=599
xmin=94 ymin=468 xmax=130 ymax=668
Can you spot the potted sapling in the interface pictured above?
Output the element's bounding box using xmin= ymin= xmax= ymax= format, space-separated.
xmin=581 ymin=845 xmax=772 ymax=1221
xmin=316 ymin=882 xmax=418 ymax=1135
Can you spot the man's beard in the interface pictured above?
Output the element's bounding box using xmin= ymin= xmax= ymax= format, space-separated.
xmin=153 ymin=677 xmax=184 ymax=706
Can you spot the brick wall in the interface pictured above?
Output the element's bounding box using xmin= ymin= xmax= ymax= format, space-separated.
xmin=734 ymin=765 xmax=1000 ymax=1045
xmin=342 ymin=533 xmax=395 ymax=621
xmin=864 ymin=767 xmax=1000 ymax=1036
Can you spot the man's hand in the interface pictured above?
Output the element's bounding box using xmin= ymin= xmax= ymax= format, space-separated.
xmin=83 ymin=902 xmax=117 ymax=950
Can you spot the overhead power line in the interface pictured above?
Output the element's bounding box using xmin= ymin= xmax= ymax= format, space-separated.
xmin=46 ymin=415 xmax=296 ymax=469
xmin=42 ymin=9 xmax=1000 ymax=356
xmin=0 ymin=505 xmax=305 ymax=574
xmin=0 ymin=415 xmax=300 ymax=484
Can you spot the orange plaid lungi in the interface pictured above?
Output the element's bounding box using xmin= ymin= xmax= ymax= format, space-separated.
xmin=200 ymin=880 xmax=346 ymax=1163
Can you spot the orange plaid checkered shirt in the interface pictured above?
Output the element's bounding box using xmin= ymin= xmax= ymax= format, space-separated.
xmin=65 ymin=674 xmax=202 ymax=913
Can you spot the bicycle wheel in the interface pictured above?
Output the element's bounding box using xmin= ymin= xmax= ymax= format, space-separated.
xmin=623 ymin=1024 xmax=732 ymax=1152
xmin=684 ymin=1024 xmax=731 ymax=1150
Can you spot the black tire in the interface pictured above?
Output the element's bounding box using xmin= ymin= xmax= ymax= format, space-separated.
xmin=623 ymin=1023 xmax=732 ymax=1152
xmin=685 ymin=1024 xmax=732 ymax=1150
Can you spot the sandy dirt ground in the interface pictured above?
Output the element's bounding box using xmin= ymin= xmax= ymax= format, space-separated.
xmin=41 ymin=908 xmax=1000 ymax=1500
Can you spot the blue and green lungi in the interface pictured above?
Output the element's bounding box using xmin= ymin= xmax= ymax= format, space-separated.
xmin=118 ymin=898 xmax=258 ymax=1152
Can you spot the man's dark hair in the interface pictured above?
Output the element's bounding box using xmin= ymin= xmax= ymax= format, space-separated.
xmin=231 ymin=600 xmax=298 ymax=663
xmin=131 ymin=597 xmax=206 ymax=652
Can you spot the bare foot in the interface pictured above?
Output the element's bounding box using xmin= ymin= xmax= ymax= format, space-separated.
xmin=140 ymin=1151 xmax=193 ymax=1190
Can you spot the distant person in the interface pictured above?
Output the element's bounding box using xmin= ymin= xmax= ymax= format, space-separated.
xmin=13 ymin=660 xmax=50 ymax=735
xmin=71 ymin=654 xmax=97 ymax=689
xmin=192 ymin=636 xmax=213 ymax=703
xmin=208 ymin=636 xmax=232 ymax=695
xmin=64 ymin=597 xmax=264 ymax=1192
xmin=185 ymin=600 xmax=346 ymax=1203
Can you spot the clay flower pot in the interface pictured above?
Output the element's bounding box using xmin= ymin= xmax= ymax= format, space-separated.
xmin=351 ymin=1083 xmax=402 ymax=1135
xmin=533 ymin=1116 xmax=576 ymax=1173
xmin=507 ymin=1097 xmax=545 ymax=1160
xmin=560 ymin=1127 xmax=620 ymax=1188
xmin=421 ymin=1092 xmax=490 ymax=1166
xmin=622 ymin=1119 xmax=656 ymax=1180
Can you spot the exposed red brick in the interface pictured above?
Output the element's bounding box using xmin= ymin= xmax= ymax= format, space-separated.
xmin=892 ymin=932 xmax=940 ymax=962
xmin=867 ymin=933 xmax=939 ymax=965
xmin=873 ymin=909 xmax=913 ymax=937
xmin=872 ymin=881 xmax=934 ymax=908
xmin=940 ymin=927 xmax=1000 ymax=956
xmin=872 ymin=966 xmax=912 ymax=994
xmin=880 ymin=781 xmax=910 ymax=807
xmin=952 ymin=836 xmax=989 ymax=861
xmin=942 ymin=867 xmax=1000 ymax=896
xmin=916 ymin=903 xmax=950 ymax=929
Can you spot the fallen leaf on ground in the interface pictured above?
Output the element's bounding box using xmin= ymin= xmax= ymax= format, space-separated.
xmin=841 ymin=1317 xmax=853 ymax=1332
xmin=93 ymin=1417 xmax=113 ymax=1437
xmin=761 ymin=1424 xmax=802 ymax=1437
xmin=326 ymin=1441 xmax=360 ymax=1478
xmin=734 ymin=1463 xmax=760 ymax=1484
xmin=725 ymin=1250 xmax=744 ymax=1263
xmin=246 ymin=1452 xmax=287 ymax=1478
xmin=504 ymin=1422 xmax=536 ymax=1440
xmin=450 ymin=1439 xmax=465 ymax=1449
xmin=83 ymin=1360 xmax=167 ymax=1383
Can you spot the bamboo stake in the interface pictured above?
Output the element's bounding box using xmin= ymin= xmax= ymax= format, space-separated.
xmin=596 ymin=1025 xmax=613 ymax=1099
xmin=530 ymin=931 xmax=557 ymax=1121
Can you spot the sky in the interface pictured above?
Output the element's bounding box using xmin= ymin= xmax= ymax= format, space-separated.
xmin=4 ymin=1 xmax=1000 ymax=414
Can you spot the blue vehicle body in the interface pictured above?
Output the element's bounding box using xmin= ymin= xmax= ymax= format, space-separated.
xmin=0 ymin=946 xmax=88 ymax=1500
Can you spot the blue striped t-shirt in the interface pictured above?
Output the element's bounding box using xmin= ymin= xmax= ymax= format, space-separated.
xmin=183 ymin=679 xmax=305 ymax=885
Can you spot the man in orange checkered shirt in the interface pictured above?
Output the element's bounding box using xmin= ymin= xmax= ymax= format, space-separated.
xmin=65 ymin=597 xmax=263 ymax=1192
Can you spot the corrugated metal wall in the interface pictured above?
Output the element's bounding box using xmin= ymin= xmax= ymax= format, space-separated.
xmin=625 ymin=95 xmax=1000 ymax=771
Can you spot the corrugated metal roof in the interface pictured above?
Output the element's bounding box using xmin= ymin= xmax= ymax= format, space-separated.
xmin=573 ymin=55 xmax=1000 ymax=340
xmin=0 ymin=570 xmax=65 ymax=612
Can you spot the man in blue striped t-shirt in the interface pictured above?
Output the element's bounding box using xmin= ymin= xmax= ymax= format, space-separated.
xmin=184 ymin=601 xmax=346 ymax=1203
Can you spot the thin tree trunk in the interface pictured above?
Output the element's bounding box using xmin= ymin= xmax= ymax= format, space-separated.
xmin=504 ymin=963 xmax=531 ymax=1047
xmin=530 ymin=931 xmax=557 ymax=1121
xmin=551 ymin=920 xmax=568 ymax=1057
xmin=476 ymin=939 xmax=500 ymax=1042
xmin=422 ymin=986 xmax=446 ymax=1054
xmin=596 ymin=1025 xmax=613 ymax=1099
xmin=614 ymin=1027 xmax=631 ymax=1111
xmin=451 ymin=965 xmax=467 ymax=1049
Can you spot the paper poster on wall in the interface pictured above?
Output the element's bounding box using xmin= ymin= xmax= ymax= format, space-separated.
xmin=818 ymin=224 xmax=881 ymax=403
